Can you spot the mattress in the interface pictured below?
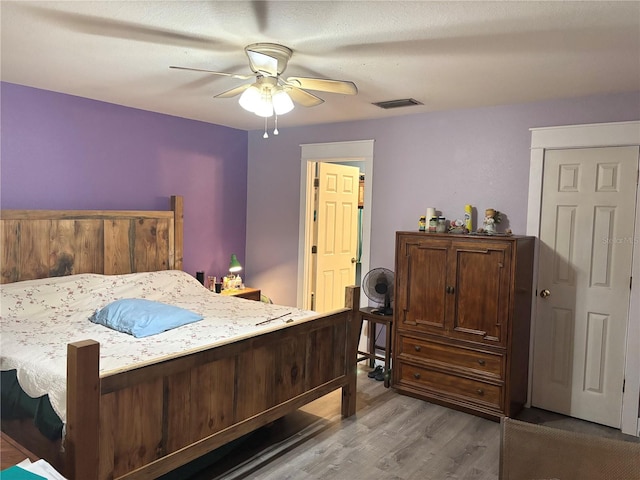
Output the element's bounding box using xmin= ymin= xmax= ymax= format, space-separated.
xmin=0 ymin=270 xmax=315 ymax=429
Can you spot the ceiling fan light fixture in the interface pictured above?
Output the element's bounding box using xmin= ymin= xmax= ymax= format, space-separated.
xmin=239 ymin=80 xmax=292 ymax=119
xmin=272 ymin=89 xmax=294 ymax=115
xmin=239 ymin=85 xmax=261 ymax=113
xmin=254 ymin=96 xmax=274 ymax=117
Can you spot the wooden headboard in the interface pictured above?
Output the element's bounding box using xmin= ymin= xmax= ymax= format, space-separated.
xmin=0 ymin=196 xmax=183 ymax=284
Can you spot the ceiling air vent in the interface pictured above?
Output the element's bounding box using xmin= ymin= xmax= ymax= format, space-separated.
xmin=372 ymin=98 xmax=423 ymax=109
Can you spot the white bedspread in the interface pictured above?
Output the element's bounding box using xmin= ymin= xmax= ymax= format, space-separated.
xmin=0 ymin=270 xmax=316 ymax=424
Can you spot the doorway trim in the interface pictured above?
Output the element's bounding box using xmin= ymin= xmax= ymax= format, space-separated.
xmin=527 ymin=121 xmax=640 ymax=436
xmin=297 ymin=139 xmax=374 ymax=309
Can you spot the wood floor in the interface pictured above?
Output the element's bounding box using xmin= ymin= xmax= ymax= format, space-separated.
xmin=175 ymin=365 xmax=638 ymax=480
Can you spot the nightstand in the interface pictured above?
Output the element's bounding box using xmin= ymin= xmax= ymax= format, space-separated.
xmin=220 ymin=287 xmax=261 ymax=301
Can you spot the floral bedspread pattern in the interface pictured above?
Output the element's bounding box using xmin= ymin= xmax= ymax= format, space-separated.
xmin=0 ymin=270 xmax=316 ymax=423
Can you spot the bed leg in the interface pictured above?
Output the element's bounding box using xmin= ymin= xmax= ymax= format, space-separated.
xmin=67 ymin=340 xmax=100 ymax=480
xmin=342 ymin=285 xmax=361 ymax=418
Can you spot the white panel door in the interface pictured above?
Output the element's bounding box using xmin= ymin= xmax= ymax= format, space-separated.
xmin=532 ymin=146 xmax=638 ymax=427
xmin=313 ymin=162 xmax=359 ymax=313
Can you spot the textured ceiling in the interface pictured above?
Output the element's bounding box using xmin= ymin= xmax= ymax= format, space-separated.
xmin=1 ymin=1 xmax=639 ymax=131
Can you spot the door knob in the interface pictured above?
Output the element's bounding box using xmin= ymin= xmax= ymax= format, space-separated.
xmin=351 ymin=257 xmax=357 ymax=263
xmin=540 ymin=289 xmax=551 ymax=298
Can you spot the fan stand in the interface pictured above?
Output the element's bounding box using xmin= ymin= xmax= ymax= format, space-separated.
xmin=371 ymin=295 xmax=393 ymax=316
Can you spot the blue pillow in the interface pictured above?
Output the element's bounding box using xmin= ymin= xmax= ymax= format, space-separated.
xmin=90 ymin=298 xmax=203 ymax=338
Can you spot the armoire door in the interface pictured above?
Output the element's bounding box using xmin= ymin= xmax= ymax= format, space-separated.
xmin=447 ymin=240 xmax=512 ymax=345
xmin=395 ymin=236 xmax=449 ymax=334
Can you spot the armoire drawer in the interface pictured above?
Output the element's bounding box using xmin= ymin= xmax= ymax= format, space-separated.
xmin=397 ymin=334 xmax=504 ymax=379
xmin=397 ymin=361 xmax=503 ymax=410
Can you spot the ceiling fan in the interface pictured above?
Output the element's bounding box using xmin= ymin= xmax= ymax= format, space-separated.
xmin=170 ymin=43 xmax=358 ymax=119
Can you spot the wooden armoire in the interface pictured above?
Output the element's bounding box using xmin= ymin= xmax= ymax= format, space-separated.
xmin=392 ymin=232 xmax=534 ymax=420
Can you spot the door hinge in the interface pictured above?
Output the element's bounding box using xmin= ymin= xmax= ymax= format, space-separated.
xmin=622 ymin=378 xmax=625 ymax=393
xmin=314 ymin=178 xmax=319 ymax=188
xmin=631 ymin=276 xmax=633 ymax=290
xmin=311 ymin=245 xmax=317 ymax=254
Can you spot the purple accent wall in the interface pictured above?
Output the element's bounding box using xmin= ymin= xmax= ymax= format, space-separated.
xmin=245 ymin=91 xmax=640 ymax=305
xmin=1 ymin=82 xmax=249 ymax=280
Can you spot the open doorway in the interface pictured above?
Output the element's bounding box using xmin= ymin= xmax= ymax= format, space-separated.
xmin=297 ymin=140 xmax=374 ymax=310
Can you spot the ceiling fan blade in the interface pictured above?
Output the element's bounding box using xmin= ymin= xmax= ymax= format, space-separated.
xmin=25 ymin=5 xmax=229 ymax=51
xmin=214 ymin=83 xmax=252 ymax=98
xmin=245 ymin=49 xmax=278 ymax=76
xmin=169 ymin=66 xmax=253 ymax=80
xmin=250 ymin=0 xmax=268 ymax=33
xmin=287 ymin=88 xmax=325 ymax=107
xmin=286 ymin=77 xmax=358 ymax=95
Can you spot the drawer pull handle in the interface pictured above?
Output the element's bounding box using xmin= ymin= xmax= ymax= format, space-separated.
xmin=476 ymin=388 xmax=484 ymax=396
xmin=477 ymin=359 xmax=486 ymax=366
xmin=413 ymin=372 xmax=421 ymax=380
xmin=414 ymin=345 xmax=421 ymax=352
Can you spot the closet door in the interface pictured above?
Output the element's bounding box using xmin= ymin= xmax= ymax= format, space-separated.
xmin=531 ymin=146 xmax=638 ymax=428
xmin=447 ymin=239 xmax=512 ymax=346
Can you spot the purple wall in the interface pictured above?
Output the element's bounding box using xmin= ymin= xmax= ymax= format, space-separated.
xmin=1 ymin=82 xmax=249 ymax=280
xmin=3 ymin=81 xmax=638 ymax=306
xmin=245 ymin=91 xmax=640 ymax=305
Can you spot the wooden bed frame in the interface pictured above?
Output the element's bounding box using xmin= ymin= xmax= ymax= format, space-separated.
xmin=0 ymin=196 xmax=362 ymax=480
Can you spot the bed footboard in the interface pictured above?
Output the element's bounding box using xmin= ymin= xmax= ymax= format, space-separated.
xmin=65 ymin=286 xmax=360 ymax=480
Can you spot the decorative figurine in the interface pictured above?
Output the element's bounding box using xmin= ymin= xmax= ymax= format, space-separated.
xmin=483 ymin=208 xmax=502 ymax=234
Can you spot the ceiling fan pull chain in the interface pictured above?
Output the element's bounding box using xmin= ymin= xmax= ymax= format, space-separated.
xmin=263 ymin=117 xmax=269 ymax=138
xmin=274 ymin=114 xmax=279 ymax=135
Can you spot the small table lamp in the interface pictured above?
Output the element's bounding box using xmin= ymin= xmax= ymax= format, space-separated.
xmin=229 ymin=254 xmax=242 ymax=274
xmin=226 ymin=254 xmax=243 ymax=289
